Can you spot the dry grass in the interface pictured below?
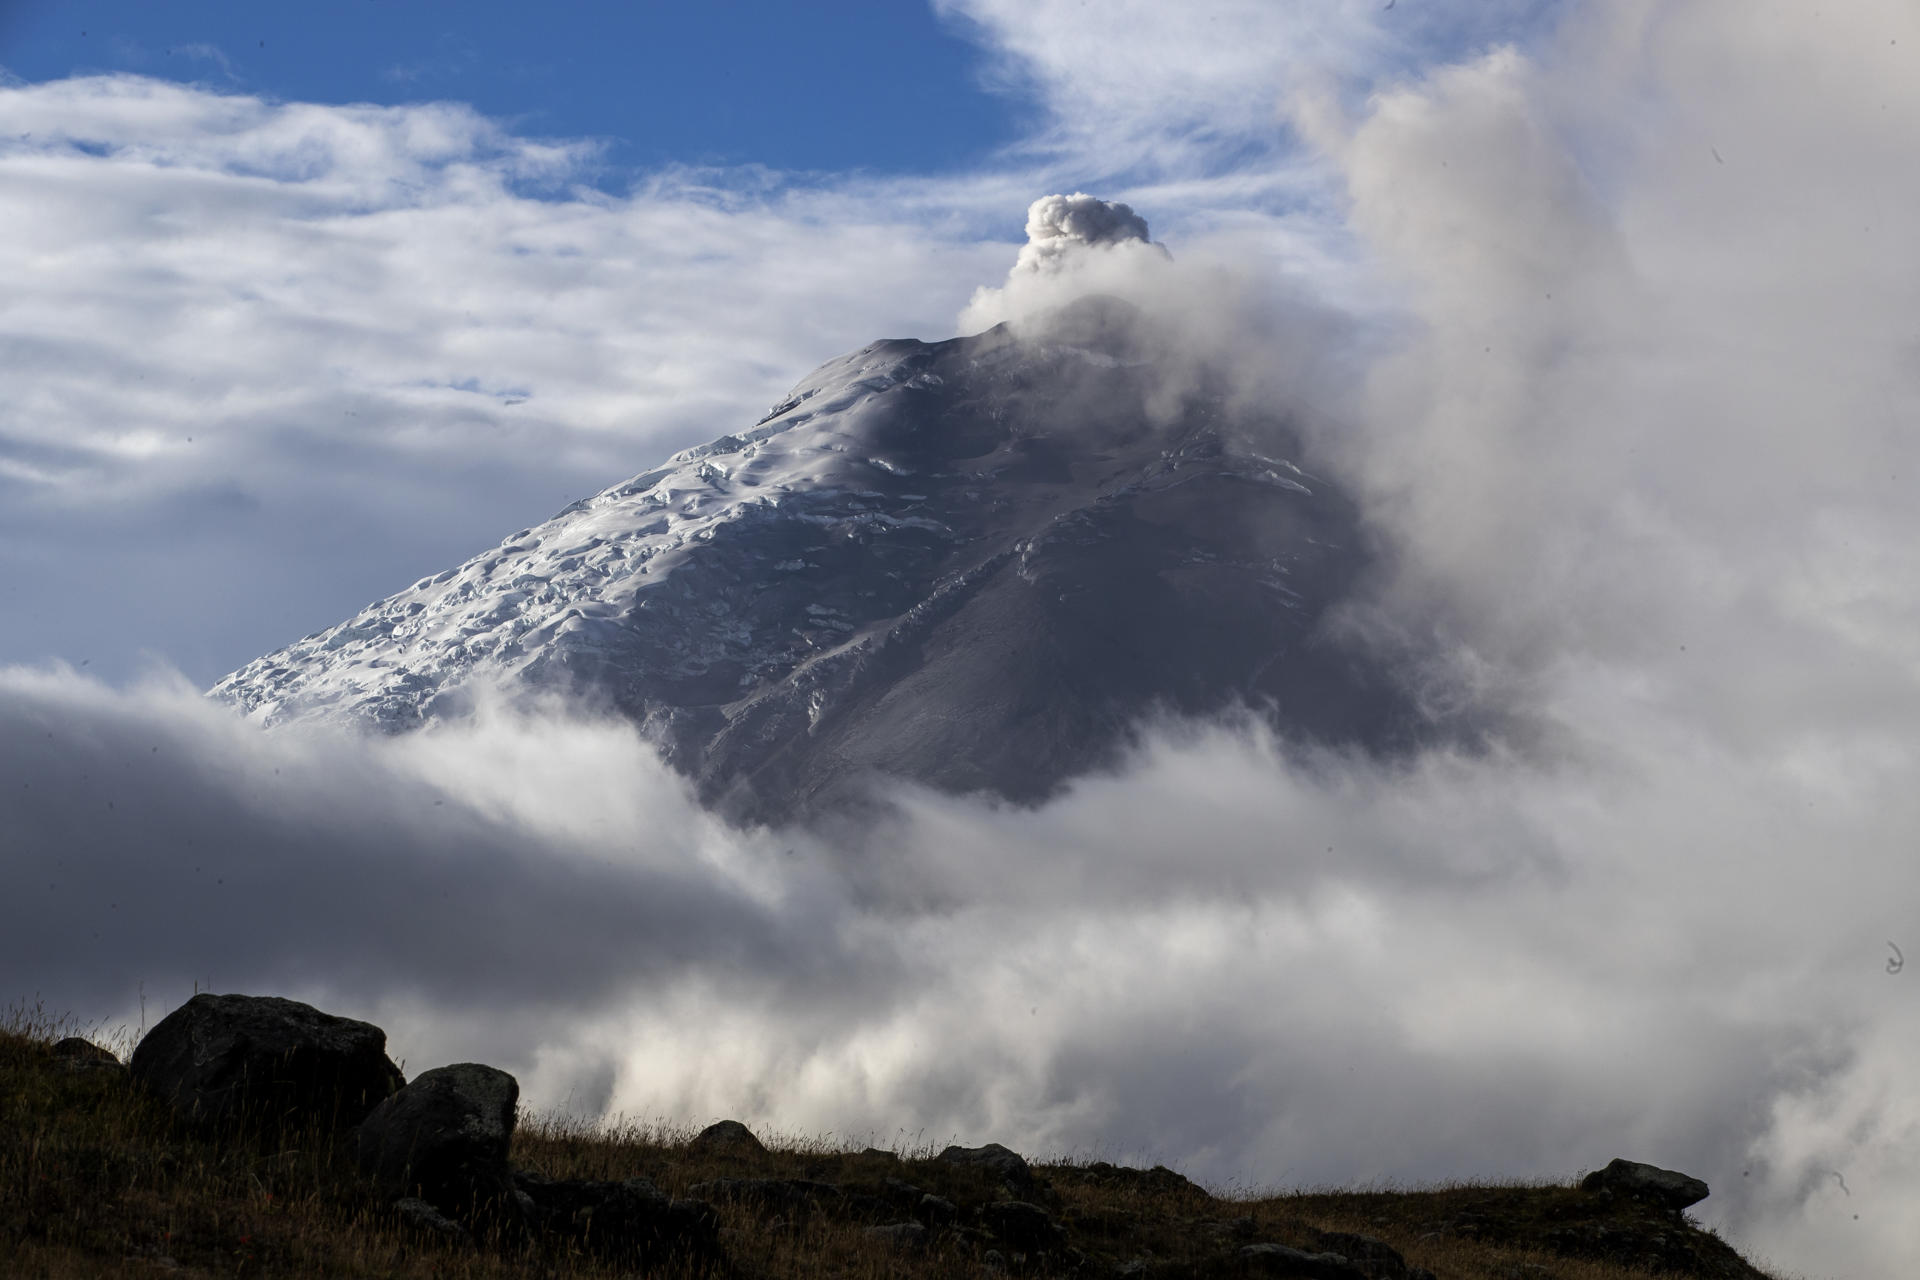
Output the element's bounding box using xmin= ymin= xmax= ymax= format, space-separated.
xmin=2 ymin=1001 xmax=1788 ymax=1279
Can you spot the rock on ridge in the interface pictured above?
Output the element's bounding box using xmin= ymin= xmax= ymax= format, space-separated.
xmin=1581 ymin=1157 xmax=1711 ymax=1210
xmin=688 ymin=1117 xmax=768 ymax=1159
xmin=128 ymin=992 xmax=402 ymax=1132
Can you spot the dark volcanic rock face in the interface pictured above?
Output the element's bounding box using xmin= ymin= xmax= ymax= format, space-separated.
xmin=213 ymin=300 xmax=1418 ymax=823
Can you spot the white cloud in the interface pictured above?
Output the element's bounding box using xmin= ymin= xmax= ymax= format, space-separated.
xmin=934 ymin=0 xmax=1379 ymax=174
xmin=932 ymin=0 xmax=1565 ymax=186
xmin=0 ymin=75 xmax=1016 ymax=682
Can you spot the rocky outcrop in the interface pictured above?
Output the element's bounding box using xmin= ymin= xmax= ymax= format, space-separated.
xmin=1419 ymin=1161 xmax=1758 ymax=1279
xmin=1581 ymin=1157 xmax=1710 ymax=1211
xmin=355 ymin=1063 xmax=519 ymax=1213
xmin=128 ymin=993 xmax=402 ymax=1132
xmin=123 ymin=994 xmax=722 ymax=1270
xmin=938 ymin=1141 xmax=1044 ymax=1200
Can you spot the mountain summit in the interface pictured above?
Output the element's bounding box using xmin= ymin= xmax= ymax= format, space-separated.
xmin=214 ymin=297 xmax=1417 ymax=823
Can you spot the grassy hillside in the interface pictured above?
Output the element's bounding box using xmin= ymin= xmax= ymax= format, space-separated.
xmin=2 ymin=1002 xmax=1792 ymax=1279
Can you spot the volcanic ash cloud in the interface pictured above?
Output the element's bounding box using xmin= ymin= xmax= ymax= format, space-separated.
xmin=1012 ymin=192 xmax=1160 ymax=274
xmin=960 ymin=192 xmax=1173 ymax=331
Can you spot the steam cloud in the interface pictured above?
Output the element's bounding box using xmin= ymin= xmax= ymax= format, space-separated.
xmin=960 ymin=192 xmax=1174 ymax=333
xmin=1012 ymin=192 xmax=1158 ymax=274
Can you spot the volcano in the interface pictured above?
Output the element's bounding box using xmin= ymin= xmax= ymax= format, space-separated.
xmin=213 ymin=298 xmax=1419 ymax=823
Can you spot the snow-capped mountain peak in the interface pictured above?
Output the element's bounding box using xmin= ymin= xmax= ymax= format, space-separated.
xmin=214 ymin=301 xmax=1413 ymax=822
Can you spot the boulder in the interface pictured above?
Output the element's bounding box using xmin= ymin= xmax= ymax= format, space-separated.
xmin=1082 ymin=1160 xmax=1209 ymax=1201
xmin=129 ymin=993 xmax=402 ymax=1132
xmin=938 ymin=1141 xmax=1041 ymax=1198
xmin=513 ymin=1170 xmax=721 ymax=1268
xmin=51 ymin=1037 xmax=125 ymax=1076
xmin=356 ymin=1063 xmax=518 ymax=1214
xmin=1580 ymin=1158 xmax=1710 ymax=1211
xmin=688 ymin=1118 xmax=767 ymax=1159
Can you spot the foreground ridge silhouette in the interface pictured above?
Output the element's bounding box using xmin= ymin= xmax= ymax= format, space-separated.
xmin=4 ymin=992 xmax=1785 ymax=1279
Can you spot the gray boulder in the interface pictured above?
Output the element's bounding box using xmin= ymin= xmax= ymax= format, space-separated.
xmin=129 ymin=993 xmax=402 ymax=1132
xmin=356 ymin=1063 xmax=518 ymax=1213
xmin=1580 ymin=1158 xmax=1710 ymax=1210
xmin=938 ymin=1141 xmax=1041 ymax=1198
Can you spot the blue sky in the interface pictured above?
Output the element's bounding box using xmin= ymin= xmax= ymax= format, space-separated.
xmin=2 ymin=7 xmax=1919 ymax=1277
xmin=1 ymin=1 xmax=1025 ymax=178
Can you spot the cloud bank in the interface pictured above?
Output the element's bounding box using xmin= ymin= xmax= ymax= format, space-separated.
xmin=3 ymin=656 xmax=1912 ymax=1278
